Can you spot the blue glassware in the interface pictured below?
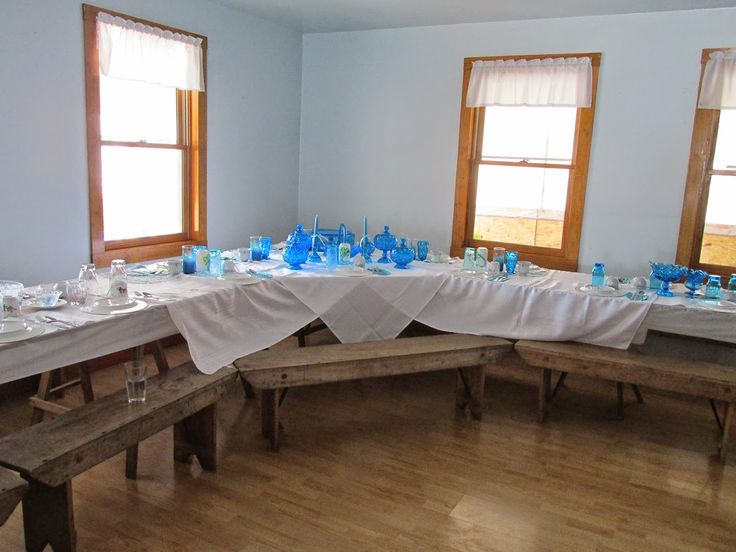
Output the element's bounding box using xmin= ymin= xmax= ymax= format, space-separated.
xmin=283 ymin=245 xmax=309 ymax=270
xmin=182 ymin=245 xmax=196 ymax=274
xmin=592 ymin=263 xmax=605 ymax=286
xmin=684 ymin=268 xmax=709 ymax=299
xmin=209 ymin=249 xmax=223 ymax=276
xmin=260 ymin=236 xmax=272 ymax=260
xmin=705 ymin=275 xmax=722 ymax=299
xmin=374 ymin=225 xmax=397 ymax=264
xmin=249 ymin=236 xmax=263 ymax=261
xmin=325 ymin=240 xmax=339 ymax=270
xmin=649 ymin=261 xmax=686 ymax=297
xmin=505 ymin=251 xmax=518 ymax=275
xmin=416 ymin=240 xmax=429 ymax=262
xmin=292 ymin=224 xmax=312 ymax=250
xmin=308 ymin=234 xmax=323 ymax=263
xmin=390 ymin=238 xmax=415 ymax=269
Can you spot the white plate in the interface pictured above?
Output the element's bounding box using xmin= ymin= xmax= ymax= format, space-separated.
xmin=576 ymin=284 xmax=628 ymax=297
xmin=25 ymin=299 xmax=68 ymax=310
xmin=220 ymin=272 xmax=262 ymax=284
xmin=81 ymin=299 xmax=148 ymax=315
xmin=0 ymin=322 xmax=45 ymax=343
xmin=699 ymin=300 xmax=736 ymax=313
xmin=0 ymin=319 xmax=31 ymax=335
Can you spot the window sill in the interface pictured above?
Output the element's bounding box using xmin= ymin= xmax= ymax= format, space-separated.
xmin=92 ymin=240 xmax=207 ymax=268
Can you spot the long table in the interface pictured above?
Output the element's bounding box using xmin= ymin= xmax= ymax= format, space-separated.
xmin=1 ymin=258 xmax=734 ymax=384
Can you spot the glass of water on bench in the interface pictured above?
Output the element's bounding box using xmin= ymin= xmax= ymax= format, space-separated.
xmin=125 ymin=360 xmax=147 ymax=404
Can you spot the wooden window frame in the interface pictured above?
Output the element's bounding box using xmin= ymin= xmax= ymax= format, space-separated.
xmin=82 ymin=4 xmax=207 ymax=267
xmin=450 ymin=53 xmax=600 ymax=271
xmin=676 ymin=48 xmax=735 ymax=280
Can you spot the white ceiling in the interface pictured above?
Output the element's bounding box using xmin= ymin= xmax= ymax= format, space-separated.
xmin=214 ymin=0 xmax=735 ymax=33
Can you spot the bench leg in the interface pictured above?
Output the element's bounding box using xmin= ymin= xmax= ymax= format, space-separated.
xmin=22 ymin=479 xmax=75 ymax=552
xmin=631 ymin=384 xmax=644 ymax=404
xmin=174 ymin=404 xmax=218 ymax=471
xmin=125 ymin=445 xmax=139 ymax=480
xmin=538 ymin=368 xmax=551 ymax=423
xmin=455 ymin=366 xmax=485 ymax=420
xmin=261 ymin=389 xmax=280 ymax=451
xmin=617 ymin=382 xmax=624 ymax=419
xmin=719 ymin=402 xmax=734 ymax=464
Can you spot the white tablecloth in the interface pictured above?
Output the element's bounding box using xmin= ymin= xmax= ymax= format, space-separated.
xmin=1 ymin=258 xmax=733 ymax=382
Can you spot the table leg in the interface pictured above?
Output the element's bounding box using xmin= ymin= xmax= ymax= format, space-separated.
xmin=538 ymin=368 xmax=551 ymax=423
xmin=719 ymin=402 xmax=734 ymax=464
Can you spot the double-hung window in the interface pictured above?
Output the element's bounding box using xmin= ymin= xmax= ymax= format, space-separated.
xmin=677 ymin=48 xmax=736 ymax=279
xmin=82 ymin=4 xmax=207 ymax=266
xmin=452 ymin=53 xmax=600 ymax=271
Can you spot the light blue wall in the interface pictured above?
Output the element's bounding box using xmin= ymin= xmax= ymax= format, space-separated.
xmin=299 ymin=8 xmax=736 ymax=277
xmin=0 ymin=0 xmax=302 ymax=284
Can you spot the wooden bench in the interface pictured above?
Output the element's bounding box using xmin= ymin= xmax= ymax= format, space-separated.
xmin=0 ymin=362 xmax=237 ymax=552
xmin=235 ymin=334 xmax=513 ymax=450
xmin=515 ymin=340 xmax=736 ymax=463
xmin=0 ymin=466 xmax=27 ymax=527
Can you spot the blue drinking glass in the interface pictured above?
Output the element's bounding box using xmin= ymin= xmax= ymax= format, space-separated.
xmin=208 ymin=249 xmax=223 ymax=276
xmin=705 ymin=275 xmax=722 ymax=299
xmin=182 ymin=245 xmax=196 ymax=274
xmin=505 ymin=251 xmax=518 ymax=275
xmin=249 ymin=236 xmax=263 ymax=261
xmin=259 ymin=236 xmax=272 ymax=260
xmin=325 ymin=241 xmax=339 ymax=270
xmin=416 ymin=240 xmax=429 ymax=261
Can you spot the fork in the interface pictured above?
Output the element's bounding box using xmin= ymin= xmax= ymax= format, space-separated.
xmin=39 ymin=315 xmax=79 ymax=327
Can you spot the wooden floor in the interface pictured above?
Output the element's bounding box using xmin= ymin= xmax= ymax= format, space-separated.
xmin=1 ymin=332 xmax=735 ymax=551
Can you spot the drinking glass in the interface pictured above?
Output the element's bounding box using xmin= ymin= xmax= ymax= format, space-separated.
xmin=260 ymin=236 xmax=272 ymax=260
xmin=250 ymin=236 xmax=263 ymax=261
xmin=78 ymin=264 xmax=102 ymax=297
xmin=493 ymin=247 xmax=506 ymax=271
xmin=505 ymin=251 xmax=518 ymax=275
xmin=124 ymin=360 xmax=147 ymax=404
xmin=108 ymin=259 xmax=128 ymax=299
xmin=209 ymin=249 xmax=224 ymax=276
xmin=705 ymin=275 xmax=722 ymax=299
xmin=325 ymin=241 xmax=339 ymax=270
xmin=0 ymin=281 xmax=23 ymax=318
xmin=182 ymin=245 xmax=196 ymax=274
xmin=517 ymin=261 xmax=531 ymax=276
xmin=65 ymin=279 xmax=87 ymax=306
xmin=416 ymin=240 xmax=429 ymax=261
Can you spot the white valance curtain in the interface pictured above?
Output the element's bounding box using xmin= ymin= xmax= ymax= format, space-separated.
xmin=466 ymin=57 xmax=592 ymax=108
xmin=698 ymin=50 xmax=736 ymax=109
xmin=96 ymin=12 xmax=205 ymax=92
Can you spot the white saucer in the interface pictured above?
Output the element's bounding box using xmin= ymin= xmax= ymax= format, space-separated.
xmin=81 ymin=299 xmax=147 ymax=315
xmin=26 ymin=299 xmax=68 ymax=310
xmin=0 ymin=322 xmax=45 ymax=343
xmin=699 ymin=300 xmax=736 ymax=313
xmin=576 ymin=284 xmax=628 ymax=297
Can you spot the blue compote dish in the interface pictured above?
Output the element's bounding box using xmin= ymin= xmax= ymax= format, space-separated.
xmin=649 ymin=261 xmax=686 ymax=297
xmin=390 ymin=238 xmax=415 ymax=269
xmin=684 ymin=268 xmax=709 ymax=299
xmin=374 ymin=225 xmax=397 ymax=264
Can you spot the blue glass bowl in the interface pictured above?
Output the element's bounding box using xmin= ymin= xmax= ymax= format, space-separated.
xmin=684 ymin=268 xmax=709 ymax=299
xmin=390 ymin=238 xmax=415 ymax=269
xmin=283 ymin=244 xmax=309 ymax=270
xmin=649 ymin=262 xmax=686 ymax=297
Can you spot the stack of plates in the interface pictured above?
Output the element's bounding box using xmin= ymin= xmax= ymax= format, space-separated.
xmin=699 ymin=300 xmax=736 ymax=314
xmin=0 ymin=319 xmax=45 ymax=343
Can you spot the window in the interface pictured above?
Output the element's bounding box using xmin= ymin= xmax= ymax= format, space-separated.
xmin=676 ymin=48 xmax=736 ymax=279
xmin=451 ymin=53 xmax=600 ymax=271
xmin=82 ymin=4 xmax=207 ymax=266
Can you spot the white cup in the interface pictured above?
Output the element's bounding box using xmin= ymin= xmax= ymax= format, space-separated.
xmin=488 ymin=261 xmax=501 ymax=275
xmin=517 ymin=261 xmax=531 ymax=276
xmin=167 ymin=258 xmax=183 ymax=275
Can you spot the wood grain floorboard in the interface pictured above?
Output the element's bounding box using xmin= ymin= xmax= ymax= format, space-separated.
xmin=0 ymin=331 xmax=734 ymax=551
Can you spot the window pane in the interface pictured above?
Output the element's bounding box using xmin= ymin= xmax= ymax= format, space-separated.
xmin=713 ymin=109 xmax=736 ymax=171
xmin=473 ymin=165 xmax=568 ymax=248
xmin=481 ymin=106 xmax=576 ymax=164
xmin=100 ymin=73 xmax=177 ymax=144
xmin=101 ymin=146 xmax=183 ymax=241
xmin=699 ymin=175 xmax=736 ymax=266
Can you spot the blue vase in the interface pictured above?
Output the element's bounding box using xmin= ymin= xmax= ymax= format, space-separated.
xmin=374 ymin=225 xmax=397 ymax=264
xmin=390 ymin=238 xmax=415 ymax=269
xmin=284 ymin=224 xmax=311 ymax=270
xmin=684 ymin=269 xmax=709 ymax=299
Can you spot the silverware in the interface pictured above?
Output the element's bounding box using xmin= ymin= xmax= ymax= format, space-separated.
xmin=39 ymin=315 xmax=79 ymax=327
